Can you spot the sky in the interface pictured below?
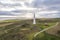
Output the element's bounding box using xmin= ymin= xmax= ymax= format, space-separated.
xmin=0 ymin=0 xmax=60 ymax=20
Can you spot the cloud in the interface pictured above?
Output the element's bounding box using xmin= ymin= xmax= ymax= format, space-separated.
xmin=32 ymin=0 xmax=60 ymax=11
xmin=0 ymin=0 xmax=60 ymax=20
xmin=0 ymin=11 xmax=14 ymax=15
xmin=44 ymin=0 xmax=60 ymax=5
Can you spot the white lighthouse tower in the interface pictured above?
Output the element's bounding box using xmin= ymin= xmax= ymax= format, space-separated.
xmin=33 ymin=13 xmax=36 ymax=24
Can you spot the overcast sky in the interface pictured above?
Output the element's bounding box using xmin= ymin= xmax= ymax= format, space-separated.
xmin=0 ymin=0 xmax=60 ymax=20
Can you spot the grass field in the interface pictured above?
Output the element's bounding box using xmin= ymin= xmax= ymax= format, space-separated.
xmin=33 ymin=32 xmax=60 ymax=40
xmin=0 ymin=18 xmax=60 ymax=40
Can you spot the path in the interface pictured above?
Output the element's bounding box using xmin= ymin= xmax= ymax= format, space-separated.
xmin=34 ymin=22 xmax=59 ymax=37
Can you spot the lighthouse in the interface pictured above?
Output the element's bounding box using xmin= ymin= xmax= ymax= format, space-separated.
xmin=33 ymin=13 xmax=36 ymax=24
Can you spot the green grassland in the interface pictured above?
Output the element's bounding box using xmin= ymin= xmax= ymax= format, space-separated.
xmin=0 ymin=18 xmax=60 ymax=40
xmin=33 ymin=32 xmax=60 ymax=40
